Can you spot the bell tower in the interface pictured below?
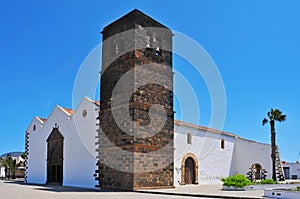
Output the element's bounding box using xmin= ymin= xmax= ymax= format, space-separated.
xmin=97 ymin=9 xmax=174 ymax=190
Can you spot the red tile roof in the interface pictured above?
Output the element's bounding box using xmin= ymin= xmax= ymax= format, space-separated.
xmin=174 ymin=120 xmax=238 ymax=138
xmin=62 ymin=107 xmax=74 ymax=115
xmin=38 ymin=117 xmax=47 ymax=123
xmin=92 ymin=100 xmax=100 ymax=107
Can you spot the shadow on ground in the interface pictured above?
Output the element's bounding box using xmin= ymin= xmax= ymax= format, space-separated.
xmin=2 ymin=180 xmax=124 ymax=193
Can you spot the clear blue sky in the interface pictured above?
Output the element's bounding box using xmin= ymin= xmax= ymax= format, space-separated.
xmin=1 ymin=1 xmax=299 ymax=162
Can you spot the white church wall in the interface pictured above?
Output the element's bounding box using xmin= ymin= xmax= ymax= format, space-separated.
xmin=27 ymin=106 xmax=75 ymax=184
xmin=26 ymin=117 xmax=48 ymax=184
xmin=230 ymin=138 xmax=272 ymax=179
xmin=63 ymin=97 xmax=98 ymax=188
xmin=26 ymin=97 xmax=98 ymax=188
xmin=174 ymin=121 xmax=236 ymax=186
xmin=26 ymin=97 xmax=274 ymax=188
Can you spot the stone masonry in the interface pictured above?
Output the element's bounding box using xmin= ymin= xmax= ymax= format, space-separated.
xmin=96 ymin=9 xmax=174 ymax=190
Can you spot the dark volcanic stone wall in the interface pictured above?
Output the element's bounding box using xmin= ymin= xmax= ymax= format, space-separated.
xmin=97 ymin=9 xmax=174 ymax=190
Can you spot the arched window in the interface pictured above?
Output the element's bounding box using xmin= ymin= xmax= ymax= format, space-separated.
xmin=221 ymin=139 xmax=225 ymax=149
xmin=187 ymin=133 xmax=192 ymax=144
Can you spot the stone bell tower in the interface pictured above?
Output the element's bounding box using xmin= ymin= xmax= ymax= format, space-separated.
xmin=96 ymin=9 xmax=174 ymax=190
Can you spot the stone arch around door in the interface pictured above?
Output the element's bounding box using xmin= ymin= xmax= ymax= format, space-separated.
xmin=252 ymin=163 xmax=262 ymax=180
xmin=46 ymin=125 xmax=64 ymax=185
xmin=181 ymin=153 xmax=199 ymax=185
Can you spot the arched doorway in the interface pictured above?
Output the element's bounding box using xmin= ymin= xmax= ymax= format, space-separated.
xmin=184 ymin=157 xmax=195 ymax=184
xmin=252 ymin=163 xmax=262 ymax=180
xmin=181 ymin=153 xmax=199 ymax=185
xmin=46 ymin=126 xmax=64 ymax=185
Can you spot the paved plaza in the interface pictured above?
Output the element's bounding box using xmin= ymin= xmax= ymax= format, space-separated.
xmin=0 ymin=180 xmax=268 ymax=199
xmin=139 ymin=184 xmax=264 ymax=199
xmin=1 ymin=180 xmax=190 ymax=199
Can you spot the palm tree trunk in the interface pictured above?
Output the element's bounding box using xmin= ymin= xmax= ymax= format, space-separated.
xmin=270 ymin=120 xmax=276 ymax=181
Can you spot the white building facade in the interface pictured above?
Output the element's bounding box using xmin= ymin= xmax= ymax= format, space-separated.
xmin=25 ymin=97 xmax=273 ymax=189
xmin=0 ymin=167 xmax=5 ymax=178
xmin=25 ymin=97 xmax=98 ymax=188
xmin=283 ymin=162 xmax=300 ymax=179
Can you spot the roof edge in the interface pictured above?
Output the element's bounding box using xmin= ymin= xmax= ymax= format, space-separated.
xmin=102 ymin=9 xmax=169 ymax=32
xmin=174 ymin=120 xmax=238 ymax=138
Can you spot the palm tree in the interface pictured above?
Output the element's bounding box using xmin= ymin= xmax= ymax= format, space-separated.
xmin=0 ymin=155 xmax=17 ymax=179
xmin=262 ymin=108 xmax=286 ymax=181
xmin=21 ymin=152 xmax=26 ymax=160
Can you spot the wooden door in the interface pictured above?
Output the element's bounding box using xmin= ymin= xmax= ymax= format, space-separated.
xmin=47 ymin=127 xmax=64 ymax=185
xmin=184 ymin=157 xmax=195 ymax=184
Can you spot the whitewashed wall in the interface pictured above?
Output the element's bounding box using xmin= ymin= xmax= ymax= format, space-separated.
xmin=26 ymin=97 xmax=98 ymax=188
xmin=63 ymin=97 xmax=98 ymax=188
xmin=0 ymin=167 xmax=5 ymax=177
xmin=283 ymin=163 xmax=300 ymax=179
xmin=26 ymin=97 xmax=274 ymax=188
xmin=230 ymin=138 xmax=272 ymax=179
xmin=26 ymin=116 xmax=47 ymax=184
xmin=174 ymin=121 xmax=236 ymax=186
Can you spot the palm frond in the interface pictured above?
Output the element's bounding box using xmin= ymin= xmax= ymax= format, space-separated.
xmin=262 ymin=118 xmax=268 ymax=125
xmin=278 ymin=114 xmax=286 ymax=122
xmin=267 ymin=110 xmax=272 ymax=119
xmin=271 ymin=109 xmax=286 ymax=122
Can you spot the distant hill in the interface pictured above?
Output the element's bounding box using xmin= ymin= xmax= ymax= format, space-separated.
xmin=0 ymin=151 xmax=24 ymax=158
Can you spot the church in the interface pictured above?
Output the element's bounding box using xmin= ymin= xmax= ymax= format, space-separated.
xmin=24 ymin=9 xmax=282 ymax=190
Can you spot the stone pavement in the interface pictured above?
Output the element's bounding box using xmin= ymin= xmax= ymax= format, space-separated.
xmin=138 ymin=184 xmax=265 ymax=199
xmin=0 ymin=180 xmax=266 ymax=199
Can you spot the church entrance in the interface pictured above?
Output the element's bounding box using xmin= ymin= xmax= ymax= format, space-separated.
xmin=184 ymin=157 xmax=195 ymax=184
xmin=46 ymin=126 xmax=64 ymax=185
xmin=181 ymin=153 xmax=199 ymax=185
xmin=252 ymin=163 xmax=262 ymax=180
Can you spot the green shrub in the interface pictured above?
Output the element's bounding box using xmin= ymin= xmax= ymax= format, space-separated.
xmin=296 ymin=186 xmax=300 ymax=192
xmin=260 ymin=178 xmax=277 ymax=184
xmin=221 ymin=174 xmax=252 ymax=188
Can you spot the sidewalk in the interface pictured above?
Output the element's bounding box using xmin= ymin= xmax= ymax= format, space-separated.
xmin=137 ymin=184 xmax=265 ymax=199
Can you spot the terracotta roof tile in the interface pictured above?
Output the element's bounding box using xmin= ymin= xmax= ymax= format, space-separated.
xmin=62 ymin=107 xmax=74 ymax=115
xmin=92 ymin=100 xmax=100 ymax=107
xmin=38 ymin=117 xmax=47 ymax=123
xmin=174 ymin=120 xmax=238 ymax=138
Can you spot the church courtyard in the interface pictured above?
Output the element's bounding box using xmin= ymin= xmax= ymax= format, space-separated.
xmin=0 ymin=180 xmax=265 ymax=199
